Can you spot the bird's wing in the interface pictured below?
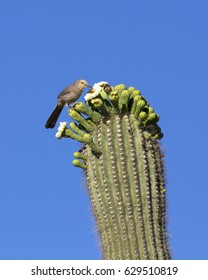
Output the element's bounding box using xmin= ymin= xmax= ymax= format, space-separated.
xmin=57 ymin=85 xmax=73 ymax=98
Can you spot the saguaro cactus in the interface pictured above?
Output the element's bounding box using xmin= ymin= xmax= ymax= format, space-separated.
xmin=55 ymin=82 xmax=170 ymax=260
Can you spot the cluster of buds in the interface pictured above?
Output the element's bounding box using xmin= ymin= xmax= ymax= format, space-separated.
xmin=55 ymin=81 xmax=163 ymax=168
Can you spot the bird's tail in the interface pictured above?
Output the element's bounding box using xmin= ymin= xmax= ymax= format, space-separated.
xmin=45 ymin=105 xmax=64 ymax=129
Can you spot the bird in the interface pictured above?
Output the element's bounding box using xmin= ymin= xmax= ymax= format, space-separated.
xmin=45 ymin=79 xmax=91 ymax=129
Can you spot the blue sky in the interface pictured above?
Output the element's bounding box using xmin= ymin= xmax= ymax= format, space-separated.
xmin=0 ymin=0 xmax=208 ymax=260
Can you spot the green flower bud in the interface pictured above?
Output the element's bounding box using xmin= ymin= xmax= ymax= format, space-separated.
xmin=69 ymin=109 xmax=94 ymax=132
xmin=73 ymin=152 xmax=87 ymax=160
xmin=70 ymin=122 xmax=86 ymax=136
xmin=130 ymin=89 xmax=141 ymax=98
xmin=115 ymin=84 xmax=126 ymax=92
xmin=109 ymin=91 xmax=119 ymax=101
xmin=128 ymin=86 xmax=135 ymax=93
xmin=74 ymin=102 xmax=101 ymax=123
xmin=133 ymin=99 xmax=146 ymax=118
xmin=90 ymin=98 xmax=103 ymax=109
xmin=119 ymin=89 xmax=130 ymax=112
xmin=72 ymin=159 xmax=87 ymax=170
xmin=138 ymin=111 xmax=148 ymax=125
xmin=148 ymin=107 xmax=154 ymax=114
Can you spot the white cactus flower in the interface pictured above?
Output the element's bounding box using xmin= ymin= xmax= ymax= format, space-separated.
xmin=55 ymin=122 xmax=67 ymax=139
xmin=84 ymin=81 xmax=109 ymax=101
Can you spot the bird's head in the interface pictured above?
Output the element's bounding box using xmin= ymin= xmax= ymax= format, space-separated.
xmin=76 ymin=79 xmax=92 ymax=90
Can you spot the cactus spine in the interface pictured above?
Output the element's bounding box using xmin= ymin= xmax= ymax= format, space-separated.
xmin=55 ymin=82 xmax=170 ymax=260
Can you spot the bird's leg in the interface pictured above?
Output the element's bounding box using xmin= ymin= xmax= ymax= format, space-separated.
xmin=67 ymin=102 xmax=77 ymax=108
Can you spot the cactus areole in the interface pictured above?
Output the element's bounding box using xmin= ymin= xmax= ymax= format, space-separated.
xmin=55 ymin=82 xmax=170 ymax=260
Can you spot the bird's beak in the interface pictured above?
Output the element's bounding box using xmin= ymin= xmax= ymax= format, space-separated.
xmin=86 ymin=83 xmax=92 ymax=89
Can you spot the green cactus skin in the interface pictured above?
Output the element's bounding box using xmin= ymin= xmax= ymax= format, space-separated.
xmin=55 ymin=83 xmax=170 ymax=260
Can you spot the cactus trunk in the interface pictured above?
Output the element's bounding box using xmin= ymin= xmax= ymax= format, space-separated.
xmin=54 ymin=82 xmax=171 ymax=260
xmin=84 ymin=114 xmax=169 ymax=259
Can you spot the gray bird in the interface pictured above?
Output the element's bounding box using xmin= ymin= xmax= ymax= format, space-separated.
xmin=45 ymin=79 xmax=91 ymax=129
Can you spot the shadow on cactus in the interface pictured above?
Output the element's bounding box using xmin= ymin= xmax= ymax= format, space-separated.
xmin=55 ymin=81 xmax=170 ymax=260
